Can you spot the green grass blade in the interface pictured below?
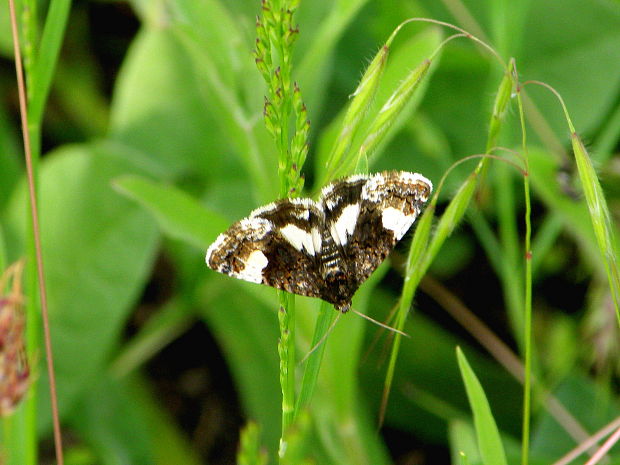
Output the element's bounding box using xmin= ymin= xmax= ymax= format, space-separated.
xmin=528 ymin=80 xmax=620 ymax=324
xmin=570 ymin=133 xmax=620 ymax=324
xmin=449 ymin=420 xmax=480 ymax=465
xmin=295 ymin=301 xmax=337 ymax=416
xmin=456 ymin=347 xmax=508 ymax=465
xmin=28 ymin=0 xmax=72 ymax=125
xmin=380 ymin=200 xmax=434 ymax=421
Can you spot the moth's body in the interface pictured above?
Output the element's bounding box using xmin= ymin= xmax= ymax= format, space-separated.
xmin=206 ymin=171 xmax=432 ymax=312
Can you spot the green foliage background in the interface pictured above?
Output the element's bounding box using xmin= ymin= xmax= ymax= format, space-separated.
xmin=0 ymin=0 xmax=619 ymax=464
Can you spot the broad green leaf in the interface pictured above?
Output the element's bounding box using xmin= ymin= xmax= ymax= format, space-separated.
xmin=520 ymin=0 xmax=620 ymax=135
xmin=530 ymin=374 xmax=620 ymax=461
xmin=109 ymin=27 xmax=253 ymax=186
xmin=69 ymin=375 xmax=156 ymax=464
xmin=4 ymin=142 xmax=159 ymax=430
xmin=70 ymin=373 xmax=202 ymax=465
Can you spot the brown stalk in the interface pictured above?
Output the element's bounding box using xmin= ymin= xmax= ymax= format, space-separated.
xmin=8 ymin=0 xmax=64 ymax=463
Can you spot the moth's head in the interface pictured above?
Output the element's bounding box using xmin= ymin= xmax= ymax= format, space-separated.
xmin=335 ymin=301 xmax=351 ymax=313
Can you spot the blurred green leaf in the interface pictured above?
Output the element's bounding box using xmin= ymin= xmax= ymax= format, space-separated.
xmin=109 ymin=298 xmax=193 ymax=378
xmin=69 ymin=376 xmax=156 ymax=464
xmin=114 ymin=175 xmax=228 ymax=250
xmin=109 ymin=27 xmax=262 ymax=188
xmin=197 ymin=279 xmax=281 ymax=452
xmin=296 ymin=0 xmax=370 ymax=123
xmin=449 ymin=420 xmax=480 ymax=465
xmin=28 ymin=0 xmax=72 ymax=126
xmin=3 ymin=142 xmax=159 ymax=430
xmin=530 ymin=375 xmax=620 ymax=461
xmin=520 ymin=0 xmax=620 ymax=135
xmin=362 ymin=309 xmax=521 ymax=444
xmin=0 ymin=108 xmax=20 ymax=211
xmin=70 ymin=373 xmax=202 ymax=465
xmin=237 ymin=421 xmax=268 ymax=465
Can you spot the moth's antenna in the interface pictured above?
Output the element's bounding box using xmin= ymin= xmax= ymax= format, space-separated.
xmin=361 ymin=300 xmax=401 ymax=365
xmin=350 ymin=308 xmax=409 ymax=338
xmin=300 ymin=312 xmax=342 ymax=364
xmin=300 ymin=307 xmax=409 ymax=365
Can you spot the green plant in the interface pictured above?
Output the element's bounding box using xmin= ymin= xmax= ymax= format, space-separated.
xmin=1 ymin=1 xmax=619 ymax=464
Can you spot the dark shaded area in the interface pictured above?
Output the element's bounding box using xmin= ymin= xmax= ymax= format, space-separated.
xmin=86 ymin=2 xmax=140 ymax=97
xmin=382 ymin=426 xmax=450 ymax=465
xmin=146 ymin=322 xmax=245 ymax=465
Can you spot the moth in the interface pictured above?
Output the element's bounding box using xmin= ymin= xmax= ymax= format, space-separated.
xmin=205 ymin=171 xmax=432 ymax=312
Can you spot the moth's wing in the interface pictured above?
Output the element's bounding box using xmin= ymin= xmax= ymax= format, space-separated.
xmin=320 ymin=171 xmax=432 ymax=287
xmin=206 ymin=198 xmax=326 ymax=299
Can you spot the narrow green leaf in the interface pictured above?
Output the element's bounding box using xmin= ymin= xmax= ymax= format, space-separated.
xmin=295 ymin=301 xmax=337 ymax=416
xmin=423 ymin=172 xmax=478 ymax=275
xmin=456 ymin=347 xmax=508 ymax=465
xmin=0 ymin=225 xmax=6 ymax=272
xmin=28 ymin=0 xmax=72 ymax=125
xmin=381 ymin=201 xmax=434 ymax=422
xmin=114 ymin=175 xmax=228 ymax=250
xmin=449 ymin=420 xmax=480 ymax=465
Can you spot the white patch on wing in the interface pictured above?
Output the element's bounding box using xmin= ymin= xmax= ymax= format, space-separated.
xmin=381 ymin=207 xmax=416 ymax=240
xmin=236 ymin=250 xmax=268 ymax=283
xmin=280 ymin=224 xmax=317 ymax=255
xmin=330 ymin=203 xmax=360 ymax=245
xmin=312 ymin=228 xmax=322 ymax=255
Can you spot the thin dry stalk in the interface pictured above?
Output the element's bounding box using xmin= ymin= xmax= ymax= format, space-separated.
xmin=8 ymin=0 xmax=64 ymax=462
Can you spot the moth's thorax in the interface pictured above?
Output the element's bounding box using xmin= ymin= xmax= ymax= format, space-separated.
xmin=323 ymin=269 xmax=355 ymax=312
xmin=318 ymin=228 xmax=341 ymax=274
